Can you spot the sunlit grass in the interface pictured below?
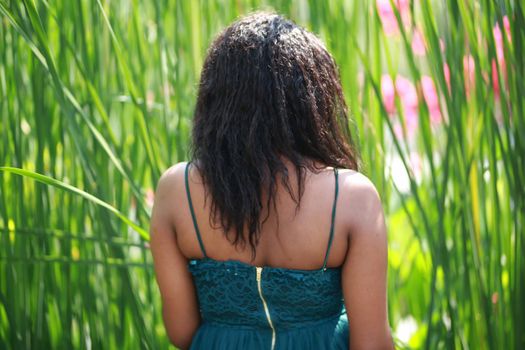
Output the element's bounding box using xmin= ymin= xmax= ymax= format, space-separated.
xmin=1 ymin=0 xmax=523 ymax=349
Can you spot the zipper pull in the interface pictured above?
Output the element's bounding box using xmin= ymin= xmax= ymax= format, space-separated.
xmin=256 ymin=266 xmax=262 ymax=281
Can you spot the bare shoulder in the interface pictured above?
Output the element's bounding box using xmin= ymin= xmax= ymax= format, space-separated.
xmin=337 ymin=169 xmax=385 ymax=238
xmin=157 ymin=161 xmax=189 ymax=190
xmin=155 ymin=161 xmax=196 ymax=199
xmin=338 ymin=169 xmax=381 ymax=204
xmin=152 ymin=161 xmax=191 ymax=224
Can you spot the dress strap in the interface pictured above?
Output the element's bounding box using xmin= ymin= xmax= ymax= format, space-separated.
xmin=184 ymin=161 xmax=208 ymax=258
xmin=322 ymin=167 xmax=339 ymax=270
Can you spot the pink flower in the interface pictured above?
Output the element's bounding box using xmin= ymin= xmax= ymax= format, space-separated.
xmin=492 ymin=292 xmax=498 ymax=305
xmin=376 ymin=0 xmax=411 ymax=36
xmin=395 ymin=76 xmax=418 ymax=138
xmin=145 ymin=188 xmax=155 ymax=208
xmin=491 ymin=59 xmax=501 ymax=98
xmin=402 ymin=108 xmax=419 ymax=139
xmin=439 ymin=38 xmax=446 ymax=52
xmin=421 ymin=76 xmax=441 ymax=125
xmin=381 ymin=75 xmax=396 ymax=114
xmin=443 ymin=56 xmax=478 ymax=98
xmin=443 ymin=63 xmax=451 ymax=92
xmin=463 ymin=55 xmax=476 ymax=97
xmin=492 ymin=16 xmax=511 ymax=98
xmin=411 ymin=28 xmax=426 ymax=56
xmin=395 ymin=76 xmax=418 ymax=111
xmin=494 ymin=21 xmax=506 ymax=65
xmin=504 ymin=16 xmax=511 ymax=39
xmin=381 ymin=74 xmax=419 ymax=139
xmin=393 ymin=113 xmax=418 ymax=140
xmin=494 ymin=16 xmax=511 ymax=52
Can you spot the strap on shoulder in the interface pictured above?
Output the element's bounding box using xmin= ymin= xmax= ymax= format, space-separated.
xmin=184 ymin=161 xmax=208 ymax=258
xmin=322 ymin=167 xmax=339 ymax=270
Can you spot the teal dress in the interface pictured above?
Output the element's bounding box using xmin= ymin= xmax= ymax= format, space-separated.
xmin=185 ymin=163 xmax=349 ymax=349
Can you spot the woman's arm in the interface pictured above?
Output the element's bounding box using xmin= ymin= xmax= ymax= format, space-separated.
xmin=341 ymin=172 xmax=394 ymax=350
xmin=150 ymin=163 xmax=201 ymax=349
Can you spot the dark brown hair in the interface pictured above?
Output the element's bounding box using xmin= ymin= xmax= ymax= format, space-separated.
xmin=189 ymin=11 xmax=360 ymax=258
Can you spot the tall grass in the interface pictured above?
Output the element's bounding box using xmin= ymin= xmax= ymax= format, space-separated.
xmin=0 ymin=0 xmax=523 ymax=349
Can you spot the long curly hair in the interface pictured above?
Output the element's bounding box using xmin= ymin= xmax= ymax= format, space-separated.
xmin=189 ymin=11 xmax=360 ymax=259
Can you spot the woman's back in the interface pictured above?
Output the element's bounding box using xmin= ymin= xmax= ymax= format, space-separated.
xmin=176 ymin=158 xmax=350 ymax=270
xmin=182 ymin=160 xmax=349 ymax=349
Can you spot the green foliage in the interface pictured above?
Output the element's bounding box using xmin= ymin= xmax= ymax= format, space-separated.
xmin=0 ymin=0 xmax=523 ymax=349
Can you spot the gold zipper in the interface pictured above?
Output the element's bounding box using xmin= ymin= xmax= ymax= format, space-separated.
xmin=256 ymin=266 xmax=276 ymax=350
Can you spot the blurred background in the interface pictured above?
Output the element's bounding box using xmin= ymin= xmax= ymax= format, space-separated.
xmin=0 ymin=0 xmax=523 ymax=349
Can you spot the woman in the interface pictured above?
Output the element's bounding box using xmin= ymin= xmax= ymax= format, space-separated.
xmin=150 ymin=11 xmax=394 ymax=350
